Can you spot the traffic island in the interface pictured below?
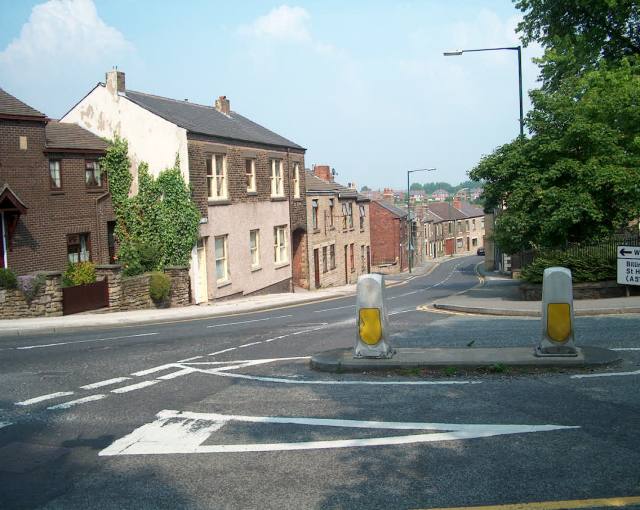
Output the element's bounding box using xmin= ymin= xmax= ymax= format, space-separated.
xmin=310 ymin=346 xmax=622 ymax=373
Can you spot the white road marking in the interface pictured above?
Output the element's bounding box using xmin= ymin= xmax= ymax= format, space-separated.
xmin=207 ymin=347 xmax=237 ymax=356
xmin=572 ymin=369 xmax=640 ymax=379
xmin=389 ymin=309 xmax=415 ymax=316
xmin=100 ymin=409 xmax=578 ymax=456
xmin=15 ymin=332 xmax=158 ymax=350
xmin=0 ymin=421 xmax=12 ymax=429
xmin=207 ymin=314 xmax=292 ymax=328
xmin=313 ymin=305 xmax=354 ymax=313
xmin=131 ymin=364 xmax=181 ymax=377
xmin=80 ymin=377 xmax=131 ymax=390
xmin=15 ymin=391 xmax=74 ymax=406
xmin=238 ymin=341 xmax=262 ymax=348
xmin=611 ymin=348 xmax=640 ymax=351
xmin=177 ymin=356 xmax=204 ymax=362
xmin=111 ymin=380 xmax=161 ymax=393
xmin=47 ymin=394 xmax=106 ymax=410
xmin=157 ymin=368 xmax=196 ymax=380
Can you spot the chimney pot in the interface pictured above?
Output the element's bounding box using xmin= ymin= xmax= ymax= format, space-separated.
xmin=215 ymin=95 xmax=230 ymax=115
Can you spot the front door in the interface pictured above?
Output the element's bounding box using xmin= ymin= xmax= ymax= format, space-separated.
xmin=197 ymin=238 xmax=208 ymax=303
xmin=344 ymin=245 xmax=349 ymax=284
xmin=0 ymin=212 xmax=5 ymax=268
xmin=313 ymin=249 xmax=320 ymax=288
xmin=366 ymin=246 xmax=371 ymax=273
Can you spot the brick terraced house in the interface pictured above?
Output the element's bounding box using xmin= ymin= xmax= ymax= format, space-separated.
xmin=63 ymin=70 xmax=307 ymax=302
xmin=423 ymin=199 xmax=485 ymax=258
xmin=0 ymin=87 xmax=114 ymax=274
xmin=369 ymin=199 xmax=409 ymax=274
xmin=305 ymin=165 xmax=370 ymax=288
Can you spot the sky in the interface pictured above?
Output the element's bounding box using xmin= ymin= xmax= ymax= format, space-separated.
xmin=0 ymin=0 xmax=543 ymax=189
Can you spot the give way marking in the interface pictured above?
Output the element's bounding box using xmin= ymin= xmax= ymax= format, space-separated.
xmin=100 ymin=409 xmax=578 ymax=456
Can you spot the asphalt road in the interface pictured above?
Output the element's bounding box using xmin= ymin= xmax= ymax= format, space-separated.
xmin=1 ymin=256 xmax=640 ymax=510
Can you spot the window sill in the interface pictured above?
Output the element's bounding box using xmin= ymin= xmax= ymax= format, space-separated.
xmin=251 ymin=266 xmax=262 ymax=272
xmin=50 ymin=190 xmax=65 ymax=195
xmin=208 ymin=199 xmax=231 ymax=206
xmin=293 ymin=197 xmax=303 ymax=201
xmin=217 ymin=280 xmax=232 ymax=288
xmin=274 ymin=261 xmax=289 ymax=269
xmin=87 ymin=188 xmax=105 ymax=194
xmin=312 ymin=228 xmax=321 ymax=234
xmin=247 ymin=191 xmax=257 ymax=196
xmin=270 ymin=196 xmax=287 ymax=202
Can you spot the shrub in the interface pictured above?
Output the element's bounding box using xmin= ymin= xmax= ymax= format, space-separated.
xmin=17 ymin=274 xmax=46 ymax=303
xmin=149 ymin=271 xmax=171 ymax=302
xmin=63 ymin=262 xmax=97 ymax=287
xmin=521 ymin=250 xmax=616 ymax=284
xmin=0 ymin=268 xmax=18 ymax=289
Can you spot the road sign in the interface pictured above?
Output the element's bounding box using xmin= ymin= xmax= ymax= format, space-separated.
xmin=617 ymin=246 xmax=640 ymax=286
xmin=99 ymin=409 xmax=579 ymax=456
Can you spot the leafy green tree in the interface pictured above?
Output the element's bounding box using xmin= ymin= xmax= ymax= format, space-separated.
xmin=515 ymin=0 xmax=640 ymax=90
xmin=360 ymin=185 xmax=371 ymax=192
xmin=470 ymin=58 xmax=640 ymax=253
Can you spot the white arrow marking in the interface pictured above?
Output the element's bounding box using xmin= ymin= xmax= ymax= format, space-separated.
xmin=100 ymin=409 xmax=578 ymax=456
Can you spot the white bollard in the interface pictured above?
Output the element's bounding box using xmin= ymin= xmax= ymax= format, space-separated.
xmin=535 ymin=266 xmax=578 ymax=357
xmin=354 ymin=273 xmax=394 ymax=358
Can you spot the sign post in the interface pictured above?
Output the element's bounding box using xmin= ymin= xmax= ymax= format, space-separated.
xmin=617 ymin=246 xmax=640 ymax=286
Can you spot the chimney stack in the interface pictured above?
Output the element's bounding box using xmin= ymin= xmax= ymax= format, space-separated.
xmin=313 ymin=164 xmax=333 ymax=182
xmin=453 ymin=197 xmax=462 ymax=211
xmin=105 ymin=69 xmax=126 ymax=96
xmin=215 ymin=96 xmax=230 ymax=115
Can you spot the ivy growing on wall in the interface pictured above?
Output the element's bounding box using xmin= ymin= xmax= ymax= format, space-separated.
xmin=102 ymin=136 xmax=200 ymax=276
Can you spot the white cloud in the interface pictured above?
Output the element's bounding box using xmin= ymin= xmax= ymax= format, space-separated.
xmin=0 ymin=0 xmax=132 ymax=116
xmin=238 ymin=5 xmax=311 ymax=44
xmin=0 ymin=0 xmax=130 ymax=64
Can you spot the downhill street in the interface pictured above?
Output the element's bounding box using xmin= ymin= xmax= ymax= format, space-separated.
xmin=1 ymin=256 xmax=640 ymax=509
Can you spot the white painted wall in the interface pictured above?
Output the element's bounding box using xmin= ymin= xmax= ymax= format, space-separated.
xmin=202 ymin=201 xmax=291 ymax=300
xmin=61 ymin=84 xmax=189 ymax=185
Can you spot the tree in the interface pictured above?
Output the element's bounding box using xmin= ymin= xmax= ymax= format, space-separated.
xmin=470 ymin=58 xmax=640 ymax=253
xmin=515 ymin=0 xmax=640 ymax=90
xmin=410 ymin=182 xmax=424 ymax=191
xmin=360 ymin=185 xmax=371 ymax=192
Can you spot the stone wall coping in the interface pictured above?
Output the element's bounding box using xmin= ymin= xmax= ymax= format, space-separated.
xmin=39 ymin=271 xmax=63 ymax=277
xmin=520 ymin=280 xmax=620 ymax=290
xmin=164 ymin=266 xmax=189 ymax=271
xmin=95 ymin=264 xmax=123 ymax=270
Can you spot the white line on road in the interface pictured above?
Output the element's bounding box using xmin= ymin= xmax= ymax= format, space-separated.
xmin=572 ymin=369 xmax=640 ymax=379
xmin=0 ymin=421 xmax=12 ymax=429
xmin=389 ymin=309 xmax=415 ymax=316
xmin=177 ymin=356 xmax=204 ymax=362
xmin=47 ymin=394 xmax=106 ymax=410
xmin=111 ymin=380 xmax=161 ymax=393
xmin=207 ymin=347 xmax=238 ymax=356
xmin=80 ymin=377 xmax=131 ymax=390
xmin=15 ymin=391 xmax=74 ymax=406
xmin=207 ymin=314 xmax=293 ymax=328
xmin=313 ymin=305 xmax=354 ymax=313
xmin=131 ymin=364 xmax=181 ymax=377
xmin=157 ymin=368 xmax=196 ymax=380
xmin=15 ymin=332 xmax=158 ymax=350
xmin=611 ymin=348 xmax=640 ymax=351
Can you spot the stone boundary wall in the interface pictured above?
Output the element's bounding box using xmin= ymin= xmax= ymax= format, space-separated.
xmin=0 ymin=272 xmax=63 ymax=319
xmin=0 ymin=266 xmax=190 ymax=319
xmin=520 ymin=280 xmax=640 ymax=301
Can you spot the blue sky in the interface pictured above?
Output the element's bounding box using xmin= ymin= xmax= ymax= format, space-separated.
xmin=0 ymin=0 xmax=542 ymax=189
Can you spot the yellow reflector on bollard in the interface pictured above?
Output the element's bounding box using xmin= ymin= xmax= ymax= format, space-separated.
xmin=547 ymin=303 xmax=571 ymax=343
xmin=359 ymin=308 xmax=382 ymax=345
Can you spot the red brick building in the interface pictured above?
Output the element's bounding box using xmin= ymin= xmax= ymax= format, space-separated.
xmin=369 ymin=199 xmax=408 ymax=274
xmin=0 ymin=88 xmax=113 ymax=274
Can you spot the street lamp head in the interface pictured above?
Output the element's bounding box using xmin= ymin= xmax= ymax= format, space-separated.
xmin=443 ymin=50 xmax=463 ymax=56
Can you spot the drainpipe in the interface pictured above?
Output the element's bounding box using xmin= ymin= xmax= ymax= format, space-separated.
xmin=286 ymin=147 xmax=294 ymax=292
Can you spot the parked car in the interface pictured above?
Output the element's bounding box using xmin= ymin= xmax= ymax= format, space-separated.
xmin=476 ymin=247 xmax=485 ymax=256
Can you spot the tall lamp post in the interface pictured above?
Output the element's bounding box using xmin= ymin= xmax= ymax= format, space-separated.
xmin=407 ymin=168 xmax=436 ymax=273
xmin=443 ymin=46 xmax=524 ymax=137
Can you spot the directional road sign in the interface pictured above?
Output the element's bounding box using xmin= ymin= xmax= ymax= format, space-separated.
xmin=617 ymin=246 xmax=640 ymax=286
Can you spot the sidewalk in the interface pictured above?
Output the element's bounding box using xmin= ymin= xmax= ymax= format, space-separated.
xmin=0 ymin=261 xmax=438 ymax=337
xmin=431 ymin=267 xmax=640 ymax=316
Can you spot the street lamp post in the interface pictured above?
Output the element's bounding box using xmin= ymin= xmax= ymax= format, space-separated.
xmin=407 ymin=168 xmax=436 ymax=273
xmin=443 ymin=46 xmax=524 ymax=137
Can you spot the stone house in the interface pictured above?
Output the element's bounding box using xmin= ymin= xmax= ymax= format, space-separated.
xmin=423 ymin=200 xmax=485 ymax=258
xmin=62 ymin=70 xmax=307 ymax=303
xmin=0 ymin=87 xmax=114 ymax=274
xmin=369 ymin=199 xmax=408 ymax=274
xmin=305 ymin=166 xmax=371 ymax=288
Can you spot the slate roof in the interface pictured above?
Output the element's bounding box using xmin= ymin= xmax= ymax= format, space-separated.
xmin=305 ymin=171 xmax=369 ymax=201
xmin=45 ymin=121 xmax=108 ymax=152
xmin=124 ymin=89 xmax=304 ymax=150
xmin=426 ymin=202 xmax=468 ymax=221
xmin=456 ymin=202 xmax=484 ymax=218
xmin=373 ymin=199 xmax=408 ymax=218
xmin=0 ymin=88 xmax=45 ymax=118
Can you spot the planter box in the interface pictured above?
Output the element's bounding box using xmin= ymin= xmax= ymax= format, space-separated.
xmin=520 ymin=280 xmax=640 ymax=301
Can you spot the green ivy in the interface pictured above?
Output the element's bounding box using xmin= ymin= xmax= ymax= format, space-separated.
xmin=102 ymin=138 xmax=200 ymax=276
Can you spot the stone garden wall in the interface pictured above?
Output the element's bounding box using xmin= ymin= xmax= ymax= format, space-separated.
xmin=0 ymin=266 xmax=190 ymax=319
